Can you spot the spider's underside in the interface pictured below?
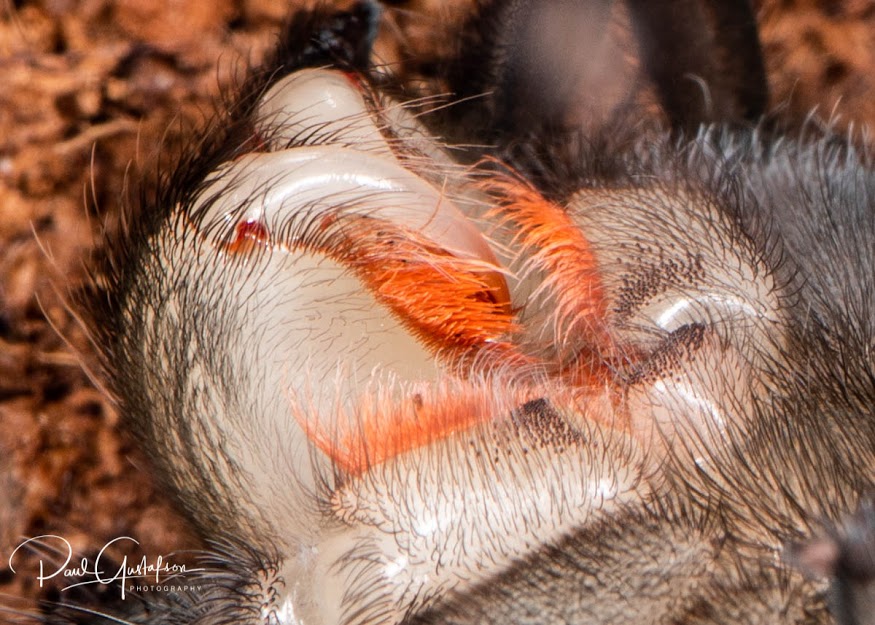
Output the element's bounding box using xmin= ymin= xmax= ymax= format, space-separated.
xmin=46 ymin=1 xmax=875 ymax=624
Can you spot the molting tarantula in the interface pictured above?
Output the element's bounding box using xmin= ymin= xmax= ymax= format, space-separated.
xmin=15 ymin=1 xmax=875 ymax=624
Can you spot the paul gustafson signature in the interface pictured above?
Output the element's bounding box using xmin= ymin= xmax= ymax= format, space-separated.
xmin=8 ymin=535 xmax=204 ymax=599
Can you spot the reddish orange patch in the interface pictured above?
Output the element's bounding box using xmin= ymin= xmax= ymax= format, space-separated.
xmin=342 ymin=70 xmax=362 ymax=88
xmin=296 ymin=381 xmax=630 ymax=476
xmin=225 ymin=220 xmax=270 ymax=254
xmin=296 ymin=386 xmax=504 ymax=475
xmin=324 ymin=215 xmax=525 ymax=371
xmin=485 ymin=176 xmax=613 ymax=357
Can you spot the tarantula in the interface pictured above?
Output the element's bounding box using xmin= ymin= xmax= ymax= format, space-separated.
xmin=22 ymin=1 xmax=875 ymax=624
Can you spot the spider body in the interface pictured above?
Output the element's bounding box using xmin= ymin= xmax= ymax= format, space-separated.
xmin=44 ymin=2 xmax=875 ymax=624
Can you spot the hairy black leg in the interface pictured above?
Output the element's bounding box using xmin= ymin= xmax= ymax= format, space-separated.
xmin=626 ymin=0 xmax=768 ymax=129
